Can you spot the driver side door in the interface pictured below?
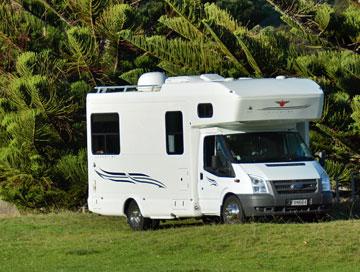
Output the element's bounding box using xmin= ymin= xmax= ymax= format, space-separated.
xmin=198 ymin=135 xmax=235 ymax=214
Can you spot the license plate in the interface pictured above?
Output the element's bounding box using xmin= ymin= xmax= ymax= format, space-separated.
xmin=291 ymin=199 xmax=307 ymax=206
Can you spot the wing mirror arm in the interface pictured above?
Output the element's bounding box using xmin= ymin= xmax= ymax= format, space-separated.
xmin=315 ymin=151 xmax=326 ymax=167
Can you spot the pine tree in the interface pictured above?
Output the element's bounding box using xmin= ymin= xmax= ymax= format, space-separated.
xmin=0 ymin=0 xmax=358 ymax=208
xmin=119 ymin=0 xmax=299 ymax=81
xmin=0 ymin=0 xmax=137 ymax=208
xmin=266 ymin=0 xmax=360 ymax=185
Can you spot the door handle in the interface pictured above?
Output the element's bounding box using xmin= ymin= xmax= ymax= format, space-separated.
xmin=200 ymin=173 xmax=203 ymax=180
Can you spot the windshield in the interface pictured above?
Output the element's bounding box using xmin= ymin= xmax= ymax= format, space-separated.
xmin=223 ymin=132 xmax=313 ymax=163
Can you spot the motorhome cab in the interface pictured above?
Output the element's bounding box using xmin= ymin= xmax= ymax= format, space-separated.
xmin=87 ymin=72 xmax=332 ymax=230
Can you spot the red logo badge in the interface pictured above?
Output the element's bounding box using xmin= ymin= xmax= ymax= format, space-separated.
xmin=276 ymin=100 xmax=289 ymax=107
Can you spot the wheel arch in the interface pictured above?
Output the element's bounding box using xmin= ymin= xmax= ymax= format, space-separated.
xmin=123 ymin=197 xmax=145 ymax=216
xmin=219 ymin=187 xmax=230 ymax=204
xmin=221 ymin=193 xmax=245 ymax=224
xmin=221 ymin=192 xmax=240 ymax=206
xmin=220 ymin=192 xmax=243 ymax=214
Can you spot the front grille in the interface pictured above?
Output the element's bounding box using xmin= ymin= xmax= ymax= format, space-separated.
xmin=272 ymin=179 xmax=317 ymax=194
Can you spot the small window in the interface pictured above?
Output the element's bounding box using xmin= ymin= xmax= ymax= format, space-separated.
xmin=91 ymin=113 xmax=120 ymax=155
xmin=197 ymin=103 xmax=213 ymax=118
xmin=165 ymin=111 xmax=184 ymax=155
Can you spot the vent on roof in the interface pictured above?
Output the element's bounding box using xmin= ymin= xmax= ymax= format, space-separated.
xmin=200 ymin=74 xmax=225 ymax=82
xmin=165 ymin=76 xmax=194 ymax=84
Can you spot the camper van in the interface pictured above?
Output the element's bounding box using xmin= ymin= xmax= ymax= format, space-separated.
xmin=86 ymin=72 xmax=332 ymax=230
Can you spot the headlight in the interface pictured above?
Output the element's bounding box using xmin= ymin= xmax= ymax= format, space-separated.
xmin=249 ymin=175 xmax=268 ymax=194
xmin=320 ymin=172 xmax=331 ymax=191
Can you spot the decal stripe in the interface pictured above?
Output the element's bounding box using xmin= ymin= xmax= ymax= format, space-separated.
xmin=94 ymin=167 xmax=166 ymax=188
xmin=206 ymin=177 xmax=217 ymax=186
xmin=260 ymin=105 xmax=310 ymax=110
xmin=100 ymin=169 xmax=126 ymax=176
xmin=95 ymin=170 xmax=126 ymax=179
xmin=128 ymin=176 xmax=165 ymax=188
xmin=95 ymin=170 xmax=134 ymax=183
xmin=108 ymin=178 xmax=135 ymax=184
xmin=129 ymin=176 xmax=166 ymax=187
xmin=128 ymin=173 xmax=149 ymax=177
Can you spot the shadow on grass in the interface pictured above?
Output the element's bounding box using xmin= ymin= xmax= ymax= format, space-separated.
xmin=243 ymin=200 xmax=360 ymax=224
xmin=154 ymin=199 xmax=360 ymax=230
xmin=328 ymin=198 xmax=360 ymax=220
xmin=66 ymin=249 xmax=102 ymax=256
xmin=158 ymin=220 xmax=204 ymax=230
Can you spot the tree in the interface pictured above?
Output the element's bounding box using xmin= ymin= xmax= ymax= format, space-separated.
xmin=119 ymin=0 xmax=359 ymax=185
xmin=120 ymin=0 xmax=296 ymax=79
xmin=0 ymin=0 xmax=358 ymax=208
xmin=0 ymin=51 xmax=77 ymax=207
xmin=266 ymin=0 xmax=360 ymax=184
xmin=0 ymin=0 xmax=140 ymax=208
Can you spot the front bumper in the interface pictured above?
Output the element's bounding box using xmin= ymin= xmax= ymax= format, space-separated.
xmin=239 ymin=191 xmax=333 ymax=217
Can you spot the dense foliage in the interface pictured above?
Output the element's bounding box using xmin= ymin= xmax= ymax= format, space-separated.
xmin=0 ymin=0 xmax=359 ymax=209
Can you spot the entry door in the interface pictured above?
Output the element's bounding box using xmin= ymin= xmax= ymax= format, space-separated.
xmin=198 ymin=135 xmax=235 ymax=214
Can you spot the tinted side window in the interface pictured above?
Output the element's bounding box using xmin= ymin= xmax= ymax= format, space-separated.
xmin=165 ymin=111 xmax=184 ymax=155
xmin=203 ymin=135 xmax=234 ymax=177
xmin=204 ymin=136 xmax=215 ymax=169
xmin=91 ymin=113 xmax=120 ymax=155
xmin=197 ymin=103 xmax=213 ymax=118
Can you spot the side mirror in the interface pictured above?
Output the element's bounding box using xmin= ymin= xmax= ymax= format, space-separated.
xmin=315 ymin=151 xmax=326 ymax=167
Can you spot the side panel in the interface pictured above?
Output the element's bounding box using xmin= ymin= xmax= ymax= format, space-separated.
xmin=87 ymin=97 xmax=198 ymax=218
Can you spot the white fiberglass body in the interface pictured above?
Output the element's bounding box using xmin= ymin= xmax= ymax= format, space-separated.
xmin=86 ymin=73 xmax=332 ymax=223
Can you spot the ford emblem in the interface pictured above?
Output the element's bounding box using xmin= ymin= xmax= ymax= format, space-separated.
xmin=290 ymin=183 xmax=303 ymax=190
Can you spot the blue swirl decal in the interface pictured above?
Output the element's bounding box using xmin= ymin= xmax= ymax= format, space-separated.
xmin=207 ymin=177 xmax=217 ymax=186
xmin=94 ymin=168 xmax=166 ymax=188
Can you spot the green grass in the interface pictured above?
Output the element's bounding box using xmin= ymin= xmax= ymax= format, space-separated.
xmin=1 ymin=213 xmax=360 ymax=272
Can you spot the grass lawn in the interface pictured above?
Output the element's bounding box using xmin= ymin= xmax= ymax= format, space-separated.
xmin=0 ymin=212 xmax=359 ymax=272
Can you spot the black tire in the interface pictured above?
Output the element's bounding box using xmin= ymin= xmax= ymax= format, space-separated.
xmin=126 ymin=200 xmax=151 ymax=231
xmin=221 ymin=195 xmax=245 ymax=224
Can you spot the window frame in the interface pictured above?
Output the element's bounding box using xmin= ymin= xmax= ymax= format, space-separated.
xmin=91 ymin=112 xmax=120 ymax=155
xmin=197 ymin=103 xmax=213 ymax=118
xmin=203 ymin=135 xmax=235 ymax=178
xmin=165 ymin=111 xmax=184 ymax=155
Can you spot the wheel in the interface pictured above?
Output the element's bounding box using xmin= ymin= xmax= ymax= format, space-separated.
xmin=126 ymin=200 xmax=151 ymax=231
xmin=221 ymin=195 xmax=245 ymax=224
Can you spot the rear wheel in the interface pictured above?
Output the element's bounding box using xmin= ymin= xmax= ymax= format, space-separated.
xmin=221 ymin=195 xmax=245 ymax=224
xmin=126 ymin=200 xmax=151 ymax=230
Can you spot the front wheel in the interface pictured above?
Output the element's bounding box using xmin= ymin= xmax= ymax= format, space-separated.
xmin=221 ymin=195 xmax=245 ymax=224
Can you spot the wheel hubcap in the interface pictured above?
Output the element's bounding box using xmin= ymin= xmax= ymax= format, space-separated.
xmin=129 ymin=209 xmax=141 ymax=226
xmin=224 ymin=203 xmax=240 ymax=223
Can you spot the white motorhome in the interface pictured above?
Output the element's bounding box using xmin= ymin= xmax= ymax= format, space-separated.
xmin=87 ymin=72 xmax=332 ymax=230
